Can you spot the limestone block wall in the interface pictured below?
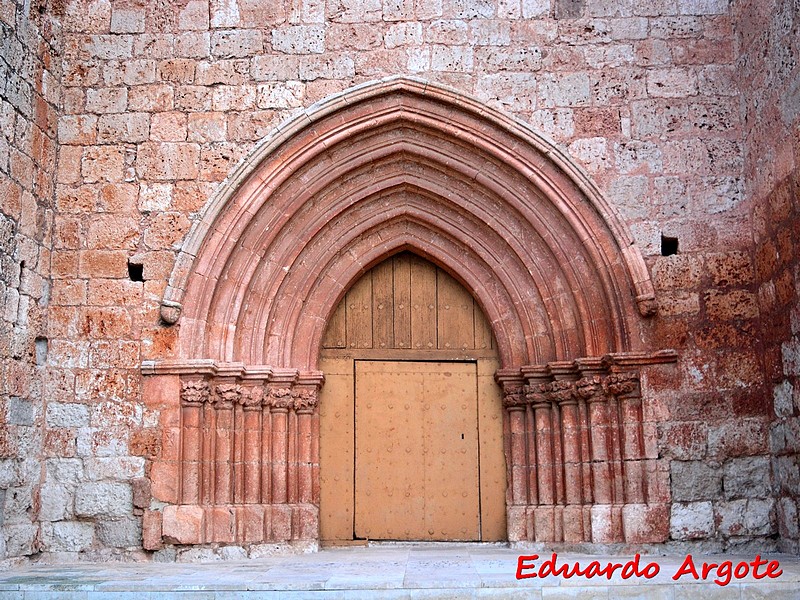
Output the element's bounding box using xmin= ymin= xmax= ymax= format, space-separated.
xmin=0 ymin=0 xmax=61 ymax=561
xmin=0 ymin=0 xmax=797 ymax=561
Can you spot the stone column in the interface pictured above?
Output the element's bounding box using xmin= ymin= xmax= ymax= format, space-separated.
xmin=213 ymin=383 xmax=240 ymax=505
xmin=293 ymin=386 xmax=320 ymax=504
xmin=528 ymin=379 xmax=556 ymax=541
xmin=576 ymin=375 xmax=613 ymax=504
xmin=266 ymin=374 xmax=295 ymax=541
xmin=294 ymin=372 xmax=324 ymax=540
xmin=577 ymin=373 xmax=619 ymax=543
xmin=266 ymin=387 xmax=293 ymax=505
xmin=179 ymin=379 xmax=209 ymax=505
xmin=551 ymin=379 xmax=586 ymax=542
xmin=605 ymin=372 xmax=645 ymax=503
xmin=496 ymin=370 xmax=528 ymax=541
xmin=240 ymin=386 xmax=263 ymax=504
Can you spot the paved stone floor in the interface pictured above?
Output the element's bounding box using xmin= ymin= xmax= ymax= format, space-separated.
xmin=0 ymin=544 xmax=798 ymax=599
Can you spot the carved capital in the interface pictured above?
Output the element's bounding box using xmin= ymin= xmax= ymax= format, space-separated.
xmin=525 ymin=383 xmax=551 ymax=406
xmin=604 ymin=372 xmax=640 ymax=398
xmin=502 ymin=385 xmax=527 ymax=410
xmin=180 ymin=379 xmax=210 ymax=405
xmin=549 ymin=380 xmax=577 ymax=405
xmin=576 ymin=375 xmax=607 ymax=403
xmin=213 ymin=383 xmax=241 ymax=408
xmin=266 ymin=387 xmax=294 ymax=410
xmin=239 ymin=386 xmax=264 ymax=410
xmin=293 ymin=388 xmax=319 ymax=413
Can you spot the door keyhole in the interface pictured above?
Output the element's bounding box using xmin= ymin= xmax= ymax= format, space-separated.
xmin=461 ymin=433 xmax=464 ymax=439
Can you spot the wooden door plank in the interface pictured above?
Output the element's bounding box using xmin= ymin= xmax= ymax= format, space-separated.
xmin=354 ymin=361 xmax=426 ymax=539
xmin=474 ymin=299 xmax=494 ymax=351
xmin=478 ymin=358 xmax=507 ymax=541
xmin=322 ymin=300 xmax=347 ymax=349
xmin=371 ymin=259 xmax=394 ymax=350
xmin=319 ymin=358 xmax=355 ymax=542
xmin=410 ymin=256 xmax=437 ymax=350
xmin=393 ymin=255 xmax=412 ymax=349
xmin=345 ymin=273 xmax=373 ymax=349
xmin=437 ymin=269 xmax=476 ymax=351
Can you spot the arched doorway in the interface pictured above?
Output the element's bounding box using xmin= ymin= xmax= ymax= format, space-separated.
xmin=142 ymin=77 xmax=676 ymax=551
xmin=318 ymin=252 xmax=505 ymax=543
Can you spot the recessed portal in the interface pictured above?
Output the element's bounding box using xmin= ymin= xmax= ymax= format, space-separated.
xmin=318 ymin=253 xmax=506 ymax=544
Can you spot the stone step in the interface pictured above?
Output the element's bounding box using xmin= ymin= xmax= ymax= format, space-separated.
xmin=1 ymin=545 xmax=798 ymax=599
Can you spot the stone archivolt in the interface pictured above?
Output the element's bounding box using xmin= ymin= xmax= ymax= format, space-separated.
xmin=142 ymin=78 xmax=674 ymax=549
xmin=160 ymin=78 xmax=658 ymax=371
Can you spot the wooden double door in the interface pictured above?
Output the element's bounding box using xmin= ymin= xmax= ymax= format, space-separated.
xmin=318 ymin=253 xmax=506 ymax=543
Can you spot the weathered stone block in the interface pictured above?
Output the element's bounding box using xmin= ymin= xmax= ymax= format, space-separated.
xmin=85 ymin=88 xmax=128 ymax=114
xmin=670 ymin=501 xmax=714 ymax=540
xmin=45 ymin=458 xmax=84 ymax=484
xmin=3 ymin=522 xmax=39 ymax=556
xmin=658 ymin=422 xmax=708 ymax=460
xmin=6 ymin=397 xmax=34 ymax=426
xmin=591 ymin=504 xmax=622 ymax=543
xmin=151 ymin=112 xmax=189 ymax=141
xmin=110 ymin=8 xmax=145 ymax=34
xmin=212 ymin=29 xmax=264 ymax=58
xmin=256 ymin=82 xmax=305 ymax=109
xmin=777 ymin=497 xmax=799 ymax=540
xmin=708 ymin=419 xmax=770 ymax=458
xmin=623 ymin=503 xmax=670 ymax=543
xmin=96 ymin=517 xmax=142 ymax=547
xmin=431 ymin=45 xmax=474 ymax=72
xmin=39 ymin=483 xmax=72 ymax=522
xmin=715 ymin=498 xmax=776 ymax=536
xmin=75 ymin=482 xmax=133 ymax=517
xmin=298 ymin=55 xmax=355 ymax=80
xmin=142 ymin=509 xmax=163 ymax=550
xmin=97 ymin=113 xmax=150 ymax=143
xmin=81 ymin=145 xmax=126 ymax=183
xmin=538 ymin=72 xmax=591 ymax=107
xmin=187 ymin=112 xmax=228 ymax=142
xmin=84 ymin=457 xmax=145 ymax=481
xmin=162 ymin=504 xmax=204 ymax=544
xmin=723 ymin=456 xmax=772 ymax=499
xmin=128 ymin=84 xmax=174 ymax=112
xmin=177 ymin=0 xmax=209 ymax=31
xmin=42 ymin=521 xmax=94 ymax=552
xmin=272 ymin=26 xmax=325 ymax=54
xmin=136 ymin=142 xmax=201 ymax=181
xmin=46 ymin=403 xmax=89 ymax=428
xmin=774 ymin=380 xmax=795 ymax=418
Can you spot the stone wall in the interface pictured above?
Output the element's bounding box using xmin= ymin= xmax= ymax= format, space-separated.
xmin=732 ymin=0 xmax=800 ymax=554
xmin=0 ymin=0 xmax=797 ymax=561
xmin=0 ymin=0 xmax=61 ymax=562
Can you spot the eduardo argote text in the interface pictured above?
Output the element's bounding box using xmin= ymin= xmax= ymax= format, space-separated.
xmin=516 ymin=553 xmax=783 ymax=587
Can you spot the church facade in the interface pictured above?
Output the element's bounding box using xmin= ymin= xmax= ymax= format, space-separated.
xmin=0 ymin=0 xmax=798 ymax=561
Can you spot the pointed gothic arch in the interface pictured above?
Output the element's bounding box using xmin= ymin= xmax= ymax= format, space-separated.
xmin=143 ymin=77 xmax=676 ymax=549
